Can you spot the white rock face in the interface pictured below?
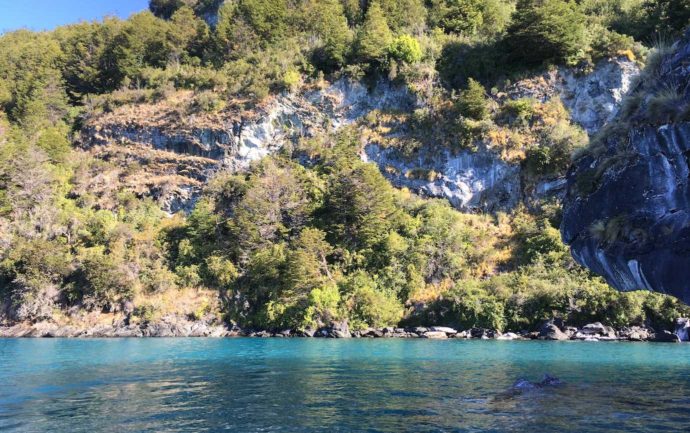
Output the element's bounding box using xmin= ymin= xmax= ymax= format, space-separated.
xmin=559 ymin=59 xmax=639 ymax=134
xmin=82 ymin=59 xmax=638 ymax=214
xmin=507 ymin=57 xmax=640 ymax=134
xmin=363 ymin=144 xmax=520 ymax=212
xmin=230 ymin=79 xmax=415 ymax=169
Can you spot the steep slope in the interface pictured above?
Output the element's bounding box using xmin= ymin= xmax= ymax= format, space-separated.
xmin=562 ymin=33 xmax=690 ymax=303
xmin=78 ymin=81 xmax=414 ymax=213
xmin=80 ymin=58 xmax=638 ymax=214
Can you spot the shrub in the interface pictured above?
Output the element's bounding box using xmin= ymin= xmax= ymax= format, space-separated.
xmin=498 ymin=98 xmax=536 ymax=125
xmin=444 ymin=282 xmax=507 ymax=331
xmin=457 ymin=78 xmax=489 ymax=120
xmin=343 ymin=272 xmax=404 ymax=329
xmin=191 ymin=91 xmax=226 ymax=112
xmin=437 ymin=39 xmax=504 ymax=89
xmin=647 ymin=88 xmax=685 ymax=124
xmin=281 ymin=68 xmax=301 ymax=91
xmin=388 ymin=35 xmax=423 ymax=64
xmin=303 ymin=283 xmax=342 ymax=329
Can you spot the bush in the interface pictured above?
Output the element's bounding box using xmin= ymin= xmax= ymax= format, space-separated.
xmin=388 ymin=35 xmax=423 ymax=64
xmin=281 ymin=68 xmax=301 ymax=91
xmin=191 ymin=91 xmax=226 ymax=112
xmin=498 ymin=98 xmax=536 ymax=125
xmin=343 ymin=272 xmax=404 ymax=330
xmin=457 ymin=78 xmax=488 ymax=120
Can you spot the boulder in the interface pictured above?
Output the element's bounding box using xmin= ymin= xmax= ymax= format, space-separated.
xmin=0 ymin=324 xmax=33 ymax=337
xmin=564 ymin=326 xmax=578 ymax=337
xmin=581 ymin=322 xmax=616 ymax=337
xmin=299 ymin=328 xmax=316 ymax=337
xmin=619 ymin=326 xmax=652 ymax=341
xmin=539 ymin=322 xmax=570 ymax=341
xmin=653 ymin=330 xmax=681 ymax=343
xmin=429 ymin=326 xmax=458 ymax=335
xmin=496 ymin=332 xmax=520 ymax=340
xmin=422 ymin=331 xmax=448 ymax=339
xmin=330 ymin=320 xmax=351 ymax=338
xmin=111 ymin=325 xmax=144 ymax=338
xmin=318 ymin=320 xmax=350 ymax=338
xmin=470 ymin=328 xmax=492 ymax=339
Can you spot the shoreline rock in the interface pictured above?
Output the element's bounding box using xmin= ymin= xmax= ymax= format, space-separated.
xmin=1 ymin=319 xmax=688 ymax=342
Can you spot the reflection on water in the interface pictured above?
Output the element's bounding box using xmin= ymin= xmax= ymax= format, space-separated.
xmin=1 ymin=339 xmax=690 ymax=432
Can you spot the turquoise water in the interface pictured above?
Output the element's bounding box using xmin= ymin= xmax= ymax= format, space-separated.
xmin=1 ymin=339 xmax=689 ymax=432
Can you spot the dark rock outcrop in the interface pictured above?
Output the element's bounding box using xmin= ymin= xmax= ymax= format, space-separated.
xmin=562 ymin=32 xmax=690 ymax=304
xmin=539 ymin=321 xmax=570 ymax=341
xmin=653 ymin=330 xmax=681 ymax=343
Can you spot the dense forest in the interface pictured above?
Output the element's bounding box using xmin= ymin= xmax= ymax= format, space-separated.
xmin=1 ymin=0 xmax=690 ymax=333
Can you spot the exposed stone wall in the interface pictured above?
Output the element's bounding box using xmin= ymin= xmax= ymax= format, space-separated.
xmin=79 ymin=59 xmax=637 ymax=214
xmin=561 ymin=34 xmax=690 ymax=304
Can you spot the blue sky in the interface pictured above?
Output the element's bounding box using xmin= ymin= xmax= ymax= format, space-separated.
xmin=0 ymin=0 xmax=149 ymax=33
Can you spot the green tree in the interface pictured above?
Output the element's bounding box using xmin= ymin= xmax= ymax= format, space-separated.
xmin=439 ymin=0 xmax=485 ymax=35
xmin=353 ymin=1 xmax=393 ymax=65
xmin=55 ymin=19 xmax=122 ymax=99
xmin=643 ymin=0 xmax=690 ymax=36
xmin=342 ymin=271 xmax=404 ymax=329
xmin=168 ymin=5 xmax=207 ymax=64
xmin=378 ymin=0 xmax=428 ymax=32
xmin=341 ymin=0 xmax=364 ymax=25
xmin=457 ymin=78 xmax=489 ymax=120
xmin=149 ymin=0 xmax=187 ymax=19
xmin=323 ymin=160 xmax=399 ymax=252
xmin=303 ymin=0 xmax=352 ymax=70
xmin=238 ymin=0 xmax=289 ymax=43
xmin=0 ymin=30 xmax=68 ymax=128
xmin=213 ymin=1 xmax=261 ymax=62
xmin=506 ymin=0 xmax=589 ymax=66
xmin=101 ymin=12 xmax=172 ymax=88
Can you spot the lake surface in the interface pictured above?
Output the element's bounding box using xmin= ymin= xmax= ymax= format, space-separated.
xmin=1 ymin=339 xmax=689 ymax=432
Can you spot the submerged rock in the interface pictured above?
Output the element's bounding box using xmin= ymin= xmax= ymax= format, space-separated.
xmin=512 ymin=374 xmax=564 ymax=390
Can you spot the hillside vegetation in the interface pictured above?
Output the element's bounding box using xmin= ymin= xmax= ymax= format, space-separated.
xmin=1 ymin=0 xmax=689 ymax=332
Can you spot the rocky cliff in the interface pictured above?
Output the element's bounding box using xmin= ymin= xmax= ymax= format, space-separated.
xmin=562 ymin=34 xmax=690 ymax=304
xmin=80 ymin=58 xmax=637 ymax=215
xmin=79 ymin=80 xmax=414 ymax=213
xmin=362 ymin=57 xmax=638 ymax=211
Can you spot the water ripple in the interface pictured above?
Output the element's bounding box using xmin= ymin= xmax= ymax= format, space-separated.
xmin=1 ymin=339 xmax=690 ymax=432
